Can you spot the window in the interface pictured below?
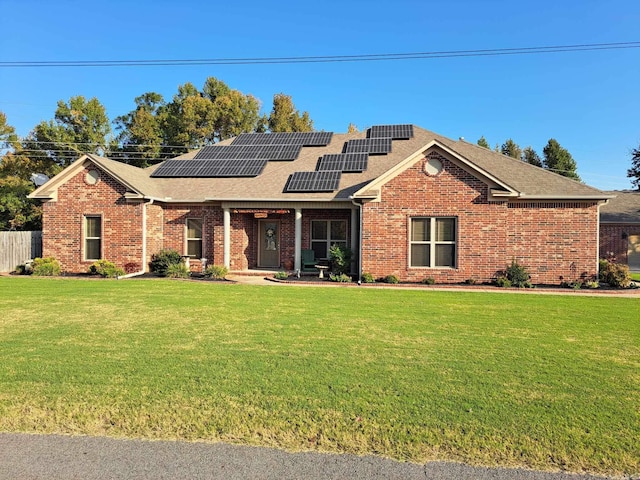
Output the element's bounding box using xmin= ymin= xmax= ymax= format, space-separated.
xmin=410 ymin=217 xmax=456 ymax=267
xmin=311 ymin=220 xmax=347 ymax=260
xmin=186 ymin=219 xmax=203 ymax=258
xmin=84 ymin=216 xmax=102 ymax=261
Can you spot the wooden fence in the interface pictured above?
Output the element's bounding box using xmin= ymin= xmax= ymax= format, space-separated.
xmin=0 ymin=231 xmax=43 ymax=272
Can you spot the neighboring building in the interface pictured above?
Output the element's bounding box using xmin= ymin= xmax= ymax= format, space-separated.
xmin=600 ymin=190 xmax=640 ymax=271
xmin=29 ymin=125 xmax=611 ymax=284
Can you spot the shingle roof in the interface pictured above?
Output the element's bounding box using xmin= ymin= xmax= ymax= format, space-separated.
xmin=600 ymin=190 xmax=640 ymax=223
xmin=38 ymin=126 xmax=612 ymax=203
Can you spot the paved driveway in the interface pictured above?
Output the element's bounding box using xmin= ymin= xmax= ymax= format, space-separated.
xmin=1 ymin=433 xmax=625 ymax=480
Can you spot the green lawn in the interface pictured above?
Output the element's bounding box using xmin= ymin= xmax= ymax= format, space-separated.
xmin=0 ymin=277 xmax=638 ymax=476
xmin=631 ymin=272 xmax=640 ymax=281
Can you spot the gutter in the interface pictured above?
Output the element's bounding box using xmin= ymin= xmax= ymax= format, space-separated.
xmin=118 ymin=198 xmax=154 ymax=279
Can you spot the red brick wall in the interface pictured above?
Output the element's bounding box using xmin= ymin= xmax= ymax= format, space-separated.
xmin=600 ymin=223 xmax=640 ymax=264
xmin=361 ymin=154 xmax=600 ymax=285
xmin=42 ymin=165 xmax=144 ymax=273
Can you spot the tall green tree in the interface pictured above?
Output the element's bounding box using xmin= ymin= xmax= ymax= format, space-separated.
xmin=113 ymin=92 xmax=165 ymax=167
xmin=627 ymin=145 xmax=640 ymax=190
xmin=501 ymin=139 xmax=522 ymax=159
xmin=268 ymin=94 xmax=313 ymax=132
xmin=477 ymin=136 xmax=490 ymax=149
xmin=543 ymin=139 xmax=580 ymax=181
xmin=522 ymin=146 xmax=542 ymax=167
xmin=23 ymin=96 xmax=112 ymax=169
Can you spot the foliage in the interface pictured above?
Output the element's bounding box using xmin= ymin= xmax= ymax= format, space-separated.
xmin=0 ymin=176 xmax=42 ymax=230
xmin=166 ymin=262 xmax=190 ymax=278
xmin=149 ymin=249 xmax=183 ymax=277
xmin=347 ymin=123 xmax=359 ymax=133
xmin=329 ymin=273 xmax=351 ymax=283
xmin=504 ymin=259 xmax=532 ymax=288
xmin=627 ymin=145 xmax=640 ymax=190
xmin=383 ymin=274 xmax=399 ymax=284
xmin=522 ymin=146 xmax=542 ymax=167
xmin=273 ymin=271 xmax=289 ymax=280
xmin=31 ymin=257 xmax=61 ymax=276
xmin=361 ymin=272 xmax=375 ymax=283
xmin=268 ymin=93 xmax=313 ymax=132
xmin=421 ymin=277 xmax=436 ymax=285
xmin=329 ymin=244 xmax=352 ymax=275
xmin=599 ymin=259 xmax=632 ymax=288
xmin=494 ymin=276 xmax=512 ymax=288
xmin=476 ymin=136 xmax=490 ymax=149
xmin=501 ymin=139 xmax=522 ymax=159
xmin=88 ymin=259 xmax=124 ymax=278
xmin=204 ymin=264 xmax=229 ymax=280
xmin=543 ymin=139 xmax=580 ymax=181
xmin=463 ymin=278 xmax=477 ymax=285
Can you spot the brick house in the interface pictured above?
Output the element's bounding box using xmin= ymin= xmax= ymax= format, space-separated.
xmin=29 ymin=125 xmax=612 ymax=284
xmin=599 ymin=190 xmax=640 ymax=271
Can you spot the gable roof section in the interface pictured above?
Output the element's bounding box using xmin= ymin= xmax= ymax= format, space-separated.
xmin=600 ymin=191 xmax=640 ymax=223
xmin=30 ymin=125 xmax=612 ymax=203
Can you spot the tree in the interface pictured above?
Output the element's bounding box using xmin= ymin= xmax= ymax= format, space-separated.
xmin=543 ymin=139 xmax=580 ymax=181
xmin=501 ymin=139 xmax=522 ymax=159
xmin=347 ymin=123 xmax=359 ymax=133
xmin=477 ymin=136 xmax=490 ymax=149
xmin=212 ymin=89 xmax=262 ymax=141
xmin=522 ymin=146 xmax=542 ymax=167
xmin=0 ymin=176 xmax=42 ymax=230
xmin=628 ymin=145 xmax=640 ymax=190
xmin=268 ymin=94 xmax=314 ymax=132
xmin=23 ymin=96 xmax=112 ymax=169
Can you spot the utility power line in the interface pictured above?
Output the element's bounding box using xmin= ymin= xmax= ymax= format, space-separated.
xmin=1 ymin=42 xmax=639 ymax=68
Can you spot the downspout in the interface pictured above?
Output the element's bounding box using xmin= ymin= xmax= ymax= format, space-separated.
xmin=350 ymin=197 xmax=363 ymax=283
xmin=118 ymin=199 xmax=153 ymax=279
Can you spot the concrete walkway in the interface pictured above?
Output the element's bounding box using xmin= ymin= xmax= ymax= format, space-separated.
xmin=0 ymin=434 xmax=624 ymax=480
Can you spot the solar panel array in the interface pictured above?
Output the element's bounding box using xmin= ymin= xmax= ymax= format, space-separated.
xmin=316 ymin=153 xmax=369 ymax=173
xmin=343 ymin=138 xmax=393 ymax=154
xmin=286 ymin=171 xmax=342 ymax=192
xmin=151 ymin=159 xmax=268 ymax=178
xmin=231 ymin=132 xmax=333 ymax=146
xmin=369 ymin=124 xmax=414 ymax=140
xmin=195 ymin=144 xmax=302 ymax=161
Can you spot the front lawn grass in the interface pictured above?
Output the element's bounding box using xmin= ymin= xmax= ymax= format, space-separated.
xmin=0 ymin=277 xmax=638 ymax=476
xmin=631 ymin=272 xmax=640 ymax=281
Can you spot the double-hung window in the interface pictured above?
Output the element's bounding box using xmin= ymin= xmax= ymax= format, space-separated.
xmin=311 ymin=220 xmax=347 ymax=260
xmin=410 ymin=217 xmax=456 ymax=267
xmin=186 ymin=219 xmax=203 ymax=258
xmin=84 ymin=215 xmax=102 ymax=261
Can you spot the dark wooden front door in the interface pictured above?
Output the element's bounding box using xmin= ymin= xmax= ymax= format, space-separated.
xmin=258 ymin=220 xmax=280 ymax=268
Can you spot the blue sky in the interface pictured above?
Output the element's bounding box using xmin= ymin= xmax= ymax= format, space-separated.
xmin=1 ymin=0 xmax=639 ymax=190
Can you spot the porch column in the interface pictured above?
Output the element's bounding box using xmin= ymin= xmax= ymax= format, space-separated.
xmin=294 ymin=208 xmax=302 ymax=271
xmin=351 ymin=206 xmax=358 ymax=270
xmin=223 ymin=207 xmax=231 ymax=269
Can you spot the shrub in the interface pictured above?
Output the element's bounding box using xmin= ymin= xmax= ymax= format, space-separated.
xmin=495 ymin=276 xmax=512 ymax=288
xmin=329 ymin=244 xmax=352 ymax=275
xmin=88 ymin=260 xmax=124 ymax=278
xmin=166 ymin=263 xmax=190 ymax=278
xmin=463 ymin=278 xmax=477 ymax=285
xmin=273 ymin=271 xmax=289 ymax=280
xmin=384 ymin=274 xmax=399 ymax=284
xmin=204 ymin=264 xmax=228 ymax=280
xmin=421 ymin=277 xmax=436 ymax=285
xmin=598 ymin=258 xmax=610 ymax=283
xmin=361 ymin=272 xmax=375 ymax=283
xmin=150 ymin=249 xmax=183 ymax=277
xmin=31 ymin=257 xmax=61 ymax=276
xmin=329 ymin=273 xmax=351 ymax=283
xmin=600 ymin=261 xmax=631 ymax=288
xmin=505 ymin=259 xmax=532 ymax=288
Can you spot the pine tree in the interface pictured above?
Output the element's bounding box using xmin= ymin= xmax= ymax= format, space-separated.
xmin=477 ymin=136 xmax=489 ymax=148
xmin=543 ymin=139 xmax=580 ymax=181
xmin=627 ymin=145 xmax=640 ymax=190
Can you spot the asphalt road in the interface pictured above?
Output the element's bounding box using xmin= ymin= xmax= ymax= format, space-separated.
xmin=0 ymin=433 xmax=628 ymax=480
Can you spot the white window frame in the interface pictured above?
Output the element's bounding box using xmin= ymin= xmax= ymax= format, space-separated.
xmin=84 ymin=215 xmax=102 ymax=261
xmin=185 ymin=218 xmax=203 ymax=258
xmin=409 ymin=217 xmax=457 ymax=268
xmin=310 ymin=219 xmax=347 ymax=260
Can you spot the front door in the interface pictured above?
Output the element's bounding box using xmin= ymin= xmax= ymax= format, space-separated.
xmin=628 ymin=234 xmax=640 ymax=272
xmin=258 ymin=220 xmax=280 ymax=268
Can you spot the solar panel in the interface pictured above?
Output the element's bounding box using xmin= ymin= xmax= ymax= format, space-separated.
xmin=343 ymin=138 xmax=392 ymax=154
xmin=194 ymin=144 xmax=302 ymax=161
xmin=316 ymin=153 xmax=368 ymax=173
xmin=151 ymin=159 xmax=267 ymax=177
xmin=369 ymin=124 xmax=414 ymax=140
xmin=151 ymin=160 xmax=192 ymax=177
xmin=231 ymin=131 xmax=333 ymax=146
xmin=286 ymin=171 xmax=342 ymax=192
